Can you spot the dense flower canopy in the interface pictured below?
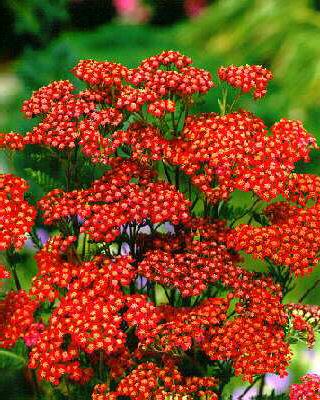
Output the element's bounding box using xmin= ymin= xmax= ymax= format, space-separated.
xmin=0 ymin=50 xmax=319 ymax=399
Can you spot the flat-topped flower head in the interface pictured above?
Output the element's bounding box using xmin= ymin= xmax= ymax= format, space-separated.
xmin=218 ymin=64 xmax=273 ymax=99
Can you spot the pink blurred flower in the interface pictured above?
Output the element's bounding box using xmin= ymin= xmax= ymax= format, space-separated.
xmin=266 ymin=373 xmax=291 ymax=394
xmin=114 ymin=0 xmax=137 ymax=13
xmin=113 ymin=0 xmax=149 ymax=22
xmin=184 ymin=0 xmax=208 ymax=18
xmin=24 ymin=323 xmax=45 ymax=347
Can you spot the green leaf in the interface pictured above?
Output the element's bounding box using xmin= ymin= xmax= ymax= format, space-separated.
xmin=24 ymin=168 xmax=58 ymax=191
xmin=0 ymin=350 xmax=26 ymax=370
xmin=252 ymin=211 xmax=270 ymax=226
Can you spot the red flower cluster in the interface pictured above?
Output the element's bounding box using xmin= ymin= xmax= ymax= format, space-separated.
xmin=138 ymin=222 xmax=236 ymax=297
xmin=147 ymin=99 xmax=176 ymax=117
xmin=128 ymin=51 xmax=213 ymax=96
xmin=286 ymin=303 xmax=320 ymax=348
xmin=81 ymin=181 xmax=190 ymax=243
xmin=285 ymin=173 xmax=320 ymax=206
xmin=218 ymin=65 xmax=273 ymax=99
xmin=22 ymin=80 xmax=75 ymax=118
xmin=227 ymin=202 xmax=320 ymax=275
xmin=0 ymin=290 xmax=39 ymax=348
xmin=197 ymin=274 xmax=289 ymax=381
xmin=38 ymin=166 xmax=190 ymax=243
xmin=29 ymin=253 xmax=135 ymax=384
xmin=290 ymin=374 xmax=320 ymax=400
xmin=1 ymin=52 xmax=320 ymax=399
xmin=124 ymin=294 xmax=163 ymax=342
xmin=286 ymin=303 xmax=320 ymax=326
xmin=0 ymin=52 xmax=213 ymax=161
xmin=166 ymin=112 xmax=316 ymax=203
xmin=0 ymin=132 xmax=25 ymax=150
xmin=30 ymin=235 xmax=79 ymax=301
xmin=92 ymin=362 xmax=218 ymax=400
xmin=0 ymin=264 xmax=10 ymax=280
xmin=140 ymin=297 xmax=230 ymax=352
xmin=24 ymin=94 xmax=96 ymax=150
xmin=132 ymin=223 xmax=289 ymax=381
xmin=203 ymin=316 xmax=289 ymax=381
xmin=292 ymin=314 xmax=315 ymax=348
xmin=72 ymin=59 xmax=128 ymax=87
xmin=115 ymin=86 xmax=158 ymax=112
xmin=137 ymin=50 xmax=192 ymax=71
xmin=0 ymin=174 xmax=36 ymax=250
xmin=140 ymin=66 xmax=214 ymax=97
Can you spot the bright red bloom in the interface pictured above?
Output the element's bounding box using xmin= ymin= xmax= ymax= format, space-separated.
xmin=29 ymin=254 xmax=135 ymax=384
xmin=1 ymin=52 xmax=319 ymax=398
xmin=38 ymin=170 xmax=190 ymax=243
xmin=0 ymin=132 xmax=25 ymax=150
xmin=0 ymin=174 xmax=36 ymax=250
xmin=138 ymin=222 xmax=236 ymax=297
xmin=286 ymin=303 xmax=320 ymax=348
xmin=0 ymin=290 xmax=39 ymax=348
xmin=165 ymin=112 xmax=316 ymax=203
xmin=0 ymin=264 xmax=10 ymax=280
xmin=227 ymin=203 xmax=320 ymax=275
xmin=218 ymin=65 xmax=273 ymax=99
xmin=290 ymin=374 xmax=320 ymax=400
xmin=92 ymin=362 xmax=218 ymax=399
xmin=72 ymin=59 xmax=128 ymax=87
xmin=285 ymin=173 xmax=320 ymax=206
xmin=21 ymin=80 xmax=75 ymax=118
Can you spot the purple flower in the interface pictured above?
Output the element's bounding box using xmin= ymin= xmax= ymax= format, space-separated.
xmin=25 ymin=228 xmax=49 ymax=250
xmin=139 ymin=225 xmax=151 ymax=234
xmin=233 ymin=387 xmax=258 ymax=400
xmin=136 ymin=276 xmax=148 ymax=290
xmin=164 ymin=222 xmax=175 ymax=234
xmin=37 ymin=228 xmax=49 ymax=245
xmin=265 ymin=373 xmax=291 ymax=394
xmin=121 ymin=242 xmax=130 ymax=255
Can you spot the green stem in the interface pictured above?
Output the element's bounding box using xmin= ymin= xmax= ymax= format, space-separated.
xmin=32 ymin=369 xmax=41 ymax=399
xmin=99 ymin=351 xmax=104 ymax=380
xmin=6 ymin=249 xmax=21 ymax=290
xmin=81 ymin=233 xmax=87 ymax=261
xmin=229 ymin=198 xmax=260 ymax=228
xmin=218 ymin=87 xmax=228 ymax=116
xmin=11 ymin=266 xmax=21 ymax=290
xmin=238 ymin=376 xmax=261 ymax=399
xmin=163 ymin=162 xmax=172 ymax=184
xmin=258 ymin=374 xmax=265 ymax=397
xmin=215 ymin=360 xmax=233 ymax=399
xmin=29 ymin=228 xmax=43 ymax=250
xmin=188 ymin=178 xmax=192 ymax=202
xmin=227 ymin=91 xmax=242 ymax=113
xmin=191 ymin=195 xmax=200 ymax=211
xmin=171 ymin=110 xmax=177 ymax=136
xmin=175 ymin=167 xmax=180 ymax=190
xmin=175 ymin=104 xmax=186 ymax=132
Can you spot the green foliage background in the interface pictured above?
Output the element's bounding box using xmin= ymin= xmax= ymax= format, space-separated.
xmin=1 ymin=0 xmax=320 ymax=398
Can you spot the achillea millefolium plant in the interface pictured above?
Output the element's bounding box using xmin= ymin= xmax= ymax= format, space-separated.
xmin=0 ymin=51 xmax=320 ymax=399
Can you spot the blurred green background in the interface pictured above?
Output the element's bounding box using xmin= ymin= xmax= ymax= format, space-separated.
xmin=0 ymin=0 xmax=320 ymax=398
